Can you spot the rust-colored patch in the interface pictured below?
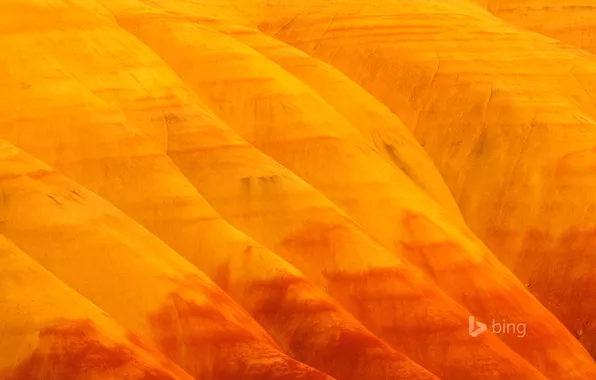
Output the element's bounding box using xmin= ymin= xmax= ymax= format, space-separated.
xmin=320 ymin=267 xmax=516 ymax=379
xmin=249 ymin=275 xmax=339 ymax=317
xmin=2 ymin=319 xmax=184 ymax=380
xmin=397 ymin=211 xmax=487 ymax=288
xmin=0 ymin=168 xmax=54 ymax=182
xmin=246 ymin=275 xmax=437 ymax=380
xmin=400 ymin=210 xmax=452 ymax=245
xmin=149 ymin=275 xmax=330 ymax=380
xmin=326 ymin=267 xmax=548 ymax=379
xmin=555 ymin=146 xmax=596 ymax=176
xmin=126 ymin=333 xmax=196 ymax=380
xmin=280 ymin=221 xmax=350 ymax=258
xmin=211 ymin=262 xmax=231 ymax=293
xmin=399 ymin=240 xmax=459 ymax=282
xmin=322 ymin=266 xmax=435 ymax=329
xmin=150 ymin=291 xmax=258 ymax=357
xmin=157 ymin=274 xmax=276 ymax=345
xmin=506 ymin=227 xmax=596 ymax=357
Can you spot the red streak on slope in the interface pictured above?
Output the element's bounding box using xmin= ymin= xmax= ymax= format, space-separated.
xmin=3 ymin=319 xmax=184 ymax=380
xmin=149 ymin=275 xmax=332 ymax=380
xmin=247 ymin=275 xmax=438 ymax=380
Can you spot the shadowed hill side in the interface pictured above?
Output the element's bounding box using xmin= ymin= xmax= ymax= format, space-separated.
xmin=106 ymin=2 xmax=596 ymax=378
xmin=0 ymin=140 xmax=333 ymax=380
xmin=0 ymin=235 xmax=195 ymax=380
xmin=235 ymin=0 xmax=596 ymax=358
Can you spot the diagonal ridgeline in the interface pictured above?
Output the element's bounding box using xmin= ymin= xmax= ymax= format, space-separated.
xmin=233 ymin=0 xmax=596 ymax=359
xmin=0 ymin=232 xmax=195 ymax=380
xmin=0 ymin=1 xmax=441 ymax=380
xmin=0 ymin=0 xmax=553 ymax=379
xmin=466 ymin=0 xmax=596 ymax=55
xmin=93 ymin=0 xmax=592 ymax=378
xmin=0 ymin=139 xmax=334 ymax=380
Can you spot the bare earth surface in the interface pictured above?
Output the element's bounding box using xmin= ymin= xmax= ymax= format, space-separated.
xmin=0 ymin=0 xmax=595 ymax=379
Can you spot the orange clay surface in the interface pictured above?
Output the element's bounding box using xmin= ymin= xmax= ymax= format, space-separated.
xmin=467 ymin=0 xmax=596 ymax=55
xmin=230 ymin=0 xmax=596 ymax=358
xmin=0 ymin=0 xmax=595 ymax=379
xmin=0 ymin=234 xmax=194 ymax=380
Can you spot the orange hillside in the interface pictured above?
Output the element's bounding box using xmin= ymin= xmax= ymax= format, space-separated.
xmin=0 ymin=138 xmax=332 ymax=380
xmin=0 ymin=1 xmax=543 ymax=378
xmin=0 ymin=0 xmax=595 ymax=379
xmin=0 ymin=234 xmax=194 ymax=380
xmin=236 ymin=0 xmax=596 ymax=358
xmin=107 ymin=1 xmax=595 ymax=378
xmin=469 ymin=0 xmax=596 ymax=55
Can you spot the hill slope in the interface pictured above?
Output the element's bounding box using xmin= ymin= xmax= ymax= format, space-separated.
xmin=0 ymin=0 xmax=595 ymax=378
xmin=0 ymin=234 xmax=194 ymax=380
xmin=0 ymin=138 xmax=334 ymax=380
xmin=106 ymin=1 xmax=596 ymax=377
xmin=470 ymin=0 xmax=596 ymax=55
xmin=235 ymin=0 xmax=596 ymax=358
xmin=0 ymin=1 xmax=550 ymax=378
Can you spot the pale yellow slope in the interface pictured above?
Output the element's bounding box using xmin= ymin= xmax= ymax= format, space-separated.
xmin=235 ymin=0 xmax=596 ymax=358
xmin=0 ymin=234 xmax=194 ymax=380
xmin=101 ymin=1 xmax=595 ymax=378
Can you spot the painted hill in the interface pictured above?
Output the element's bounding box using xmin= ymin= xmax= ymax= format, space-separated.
xmin=0 ymin=1 xmax=541 ymax=378
xmin=470 ymin=0 xmax=596 ymax=55
xmin=0 ymin=0 xmax=595 ymax=379
xmin=232 ymin=0 xmax=596 ymax=359
xmin=0 ymin=139 xmax=333 ymax=380
xmin=107 ymin=1 xmax=595 ymax=377
xmin=0 ymin=234 xmax=194 ymax=380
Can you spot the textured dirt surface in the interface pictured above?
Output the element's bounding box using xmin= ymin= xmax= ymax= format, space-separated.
xmin=470 ymin=0 xmax=596 ymax=55
xmin=231 ymin=0 xmax=596 ymax=361
xmin=0 ymin=235 xmax=194 ymax=380
xmin=1 ymin=0 xmax=595 ymax=379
